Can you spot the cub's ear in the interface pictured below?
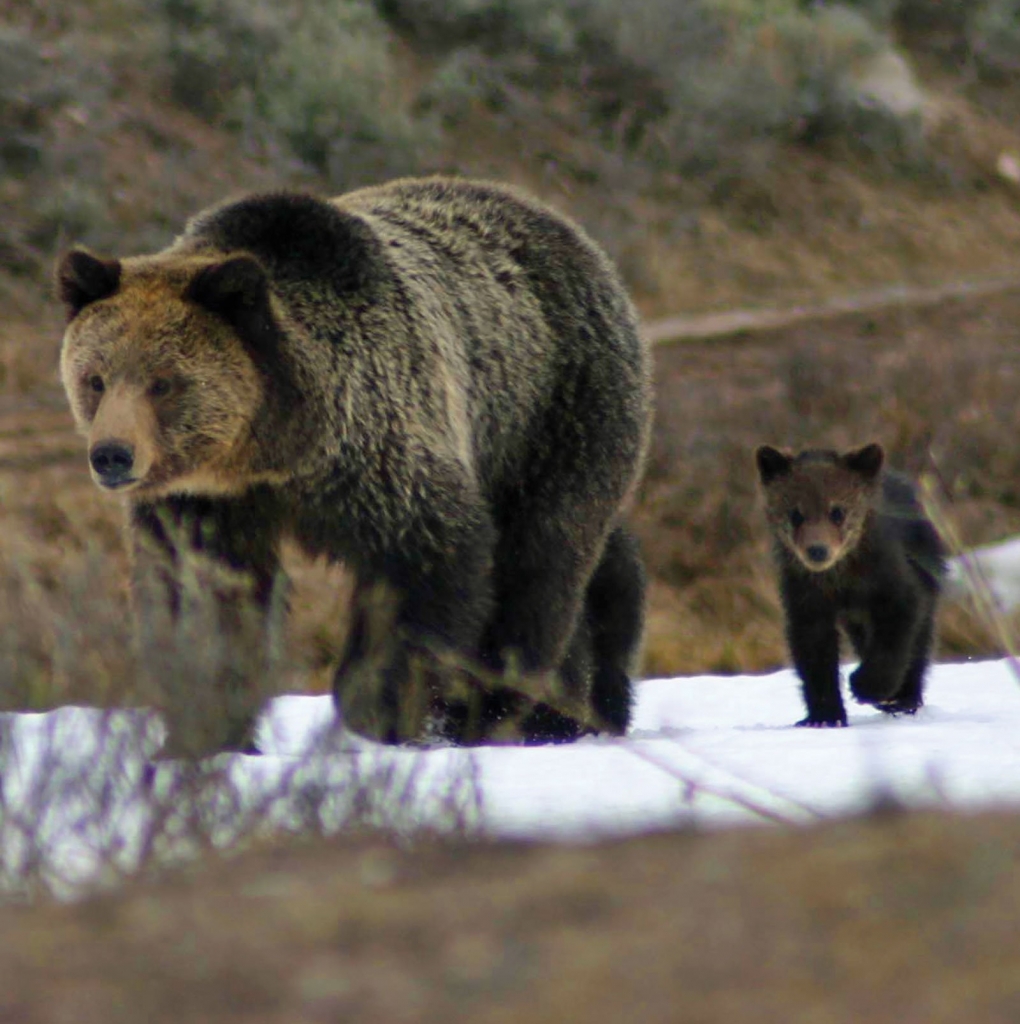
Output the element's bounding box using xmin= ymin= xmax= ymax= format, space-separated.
xmin=56 ymin=249 xmax=121 ymax=319
xmin=756 ymin=445 xmax=793 ymax=485
xmin=844 ymin=442 xmax=884 ymax=481
xmin=187 ymin=255 xmax=277 ymax=355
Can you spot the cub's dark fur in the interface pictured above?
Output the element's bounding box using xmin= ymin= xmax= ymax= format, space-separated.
xmin=57 ymin=177 xmax=651 ymax=749
xmin=756 ymin=443 xmax=946 ymax=728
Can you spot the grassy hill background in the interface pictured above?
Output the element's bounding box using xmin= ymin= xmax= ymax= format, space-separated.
xmin=4 ymin=0 xmax=1020 ymax=701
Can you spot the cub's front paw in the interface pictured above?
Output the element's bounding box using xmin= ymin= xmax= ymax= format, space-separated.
xmin=876 ymin=698 xmax=922 ymax=716
xmin=849 ymin=665 xmax=895 ymax=705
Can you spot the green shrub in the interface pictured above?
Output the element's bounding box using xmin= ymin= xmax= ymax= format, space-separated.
xmin=156 ymin=0 xmax=281 ymax=119
xmin=968 ymin=0 xmax=1020 ymax=79
xmin=0 ymin=26 xmax=66 ymax=179
xmin=0 ymin=25 xmax=112 ymax=275
xmin=244 ymin=0 xmax=432 ymax=189
xmin=154 ymin=0 xmax=435 ymax=189
xmin=391 ymin=0 xmax=929 ymax=185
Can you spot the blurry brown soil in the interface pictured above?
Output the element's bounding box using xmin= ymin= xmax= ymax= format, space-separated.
xmin=2 ymin=807 xmax=1020 ymax=1023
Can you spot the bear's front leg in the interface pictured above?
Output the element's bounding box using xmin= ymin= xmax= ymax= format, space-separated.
xmin=331 ymin=490 xmax=498 ymax=744
xmin=782 ymin=585 xmax=846 ymax=727
xmin=131 ymin=491 xmax=284 ymax=757
xmin=848 ymin=590 xmax=920 ymax=707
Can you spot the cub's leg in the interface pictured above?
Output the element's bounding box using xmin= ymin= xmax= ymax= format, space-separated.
xmin=848 ymin=589 xmax=921 ymax=707
xmin=877 ymin=600 xmax=936 ymax=715
xmin=782 ymin=589 xmax=846 ymax=727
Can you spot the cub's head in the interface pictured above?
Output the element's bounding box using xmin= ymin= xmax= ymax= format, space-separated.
xmin=755 ymin=443 xmax=884 ymax=572
xmin=57 ymin=249 xmax=278 ymax=499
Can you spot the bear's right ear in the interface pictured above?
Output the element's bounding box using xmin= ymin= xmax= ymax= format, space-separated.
xmin=187 ymin=255 xmax=268 ymax=320
xmin=187 ymin=255 xmax=277 ymax=356
xmin=56 ymin=249 xmax=121 ymax=320
xmin=756 ymin=445 xmax=792 ymax=485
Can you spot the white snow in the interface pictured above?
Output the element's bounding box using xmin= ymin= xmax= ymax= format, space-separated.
xmin=3 ymin=656 xmax=1020 ymax=896
xmin=948 ymin=536 xmax=1020 ymax=612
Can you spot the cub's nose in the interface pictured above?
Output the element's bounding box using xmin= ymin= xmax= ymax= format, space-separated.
xmin=89 ymin=441 xmax=135 ymax=486
xmin=806 ymin=544 xmax=830 ymax=564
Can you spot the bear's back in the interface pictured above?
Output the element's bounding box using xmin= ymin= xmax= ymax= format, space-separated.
xmin=173 ymin=178 xmax=648 ymax=496
xmin=877 ymin=471 xmax=947 ymax=589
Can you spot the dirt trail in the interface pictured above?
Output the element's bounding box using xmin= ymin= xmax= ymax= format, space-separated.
xmin=642 ymin=268 xmax=1020 ymax=344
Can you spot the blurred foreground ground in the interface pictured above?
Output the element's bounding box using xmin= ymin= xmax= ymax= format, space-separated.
xmin=2 ymin=808 xmax=1019 ymax=1023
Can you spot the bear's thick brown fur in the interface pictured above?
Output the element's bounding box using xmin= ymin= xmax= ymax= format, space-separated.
xmin=756 ymin=443 xmax=946 ymax=728
xmin=57 ymin=177 xmax=652 ymax=749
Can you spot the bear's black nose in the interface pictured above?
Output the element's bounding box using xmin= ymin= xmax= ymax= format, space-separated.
xmin=806 ymin=544 xmax=830 ymax=564
xmin=90 ymin=441 xmax=135 ymax=486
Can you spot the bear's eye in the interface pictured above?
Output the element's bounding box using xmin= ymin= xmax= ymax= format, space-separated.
xmin=789 ymin=509 xmax=805 ymax=529
xmin=829 ymin=506 xmax=846 ymax=526
xmin=149 ymin=378 xmax=172 ymax=398
xmin=88 ymin=375 xmax=104 ymax=394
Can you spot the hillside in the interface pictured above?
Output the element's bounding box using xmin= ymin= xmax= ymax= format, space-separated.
xmin=4 ymin=0 xmax=1020 ymax=696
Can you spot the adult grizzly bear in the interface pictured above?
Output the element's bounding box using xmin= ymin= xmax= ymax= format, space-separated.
xmin=57 ymin=177 xmax=651 ymax=749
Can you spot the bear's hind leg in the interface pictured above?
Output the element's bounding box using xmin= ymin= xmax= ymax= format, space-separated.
xmin=480 ymin=516 xmax=600 ymax=686
xmin=583 ymin=525 xmax=646 ymax=734
xmin=332 ymin=488 xmax=498 ymax=744
xmin=480 ymin=518 xmax=642 ymax=741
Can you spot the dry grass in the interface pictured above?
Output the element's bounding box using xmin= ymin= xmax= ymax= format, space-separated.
xmin=636 ymin=285 xmax=1020 ymax=675
xmin=0 ymin=392 xmax=356 ymax=709
xmin=5 ymin=282 xmax=1020 ymax=713
xmin=0 ymin=488 xmax=490 ymax=898
xmin=2 ymin=0 xmax=1020 ymax=723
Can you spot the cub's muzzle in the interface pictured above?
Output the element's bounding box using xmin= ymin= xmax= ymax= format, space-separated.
xmin=806 ymin=544 xmax=830 ymax=565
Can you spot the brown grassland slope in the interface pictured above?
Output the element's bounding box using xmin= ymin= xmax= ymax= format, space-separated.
xmin=4 ymin=3 xmax=1020 ymax=698
xmin=4 ymin=60 xmax=1020 ymax=697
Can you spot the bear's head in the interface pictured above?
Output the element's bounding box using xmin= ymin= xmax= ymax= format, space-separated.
xmin=756 ymin=443 xmax=884 ymax=572
xmin=57 ymin=249 xmax=281 ymax=499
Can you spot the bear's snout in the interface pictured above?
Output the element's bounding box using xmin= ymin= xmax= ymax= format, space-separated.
xmin=806 ymin=544 xmax=829 ymax=564
xmin=90 ymin=440 xmax=135 ymax=488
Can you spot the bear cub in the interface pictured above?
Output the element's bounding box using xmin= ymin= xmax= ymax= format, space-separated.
xmin=756 ymin=443 xmax=946 ymax=727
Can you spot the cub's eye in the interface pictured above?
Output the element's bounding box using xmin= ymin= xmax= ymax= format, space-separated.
xmin=829 ymin=506 xmax=846 ymax=526
xmin=789 ymin=509 xmax=805 ymax=529
xmin=149 ymin=378 xmax=172 ymax=397
xmin=88 ymin=375 xmax=104 ymax=394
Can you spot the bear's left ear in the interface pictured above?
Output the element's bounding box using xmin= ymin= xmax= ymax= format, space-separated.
xmin=56 ymin=249 xmax=122 ymax=320
xmin=187 ymin=255 xmax=277 ymax=356
xmin=843 ymin=442 xmax=884 ymax=481
xmin=756 ymin=445 xmax=793 ymax=485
